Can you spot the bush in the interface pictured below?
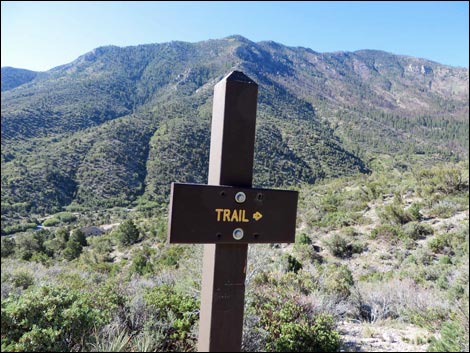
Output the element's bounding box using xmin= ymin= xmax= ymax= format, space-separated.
xmin=1 ymin=237 xmax=15 ymax=257
xmin=296 ymin=233 xmax=312 ymax=245
xmin=428 ymin=320 xmax=468 ymax=352
xmin=130 ymin=248 xmax=154 ymax=275
xmin=1 ymin=223 xmax=37 ymax=236
xmin=10 ymin=271 xmax=34 ymax=290
xmin=403 ymin=222 xmax=434 ymax=240
xmin=62 ymin=239 xmax=83 ymax=261
xmin=407 ymin=202 xmax=423 ymax=221
xmin=417 ymin=165 xmax=468 ymax=197
xmin=1 ymin=285 xmax=109 ymax=352
xmin=282 ymin=254 xmax=303 ymax=273
xmin=156 ymin=245 xmax=185 ymax=268
xmin=56 ymin=212 xmax=77 ymax=223
xmin=322 ymin=264 xmax=354 ymax=298
xmin=428 ymin=200 xmax=459 ymax=219
xmin=144 ymin=285 xmax=199 ymax=351
xmin=15 ymin=234 xmax=43 ymax=261
xmin=320 ymin=211 xmax=359 ymax=228
xmin=43 ymin=218 xmax=60 ymax=227
xmin=115 ymin=219 xmax=140 ymax=246
xmin=251 ymin=292 xmax=340 ymax=352
xmin=70 ymin=229 xmax=87 ymax=246
xmin=379 ymin=202 xmax=413 ymax=225
xmin=370 ymin=224 xmax=403 ymax=242
xmin=325 ymin=234 xmax=349 ymax=257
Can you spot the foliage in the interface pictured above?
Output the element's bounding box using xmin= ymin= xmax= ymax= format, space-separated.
xmin=2 ymin=37 xmax=467 ymax=217
xmin=370 ymin=224 xmax=403 ymax=242
xmin=62 ymin=239 xmax=83 ymax=261
xmin=296 ymin=233 xmax=312 ymax=245
xmin=144 ymin=285 xmax=199 ymax=351
xmin=428 ymin=320 xmax=469 ymax=352
xmin=1 ymin=237 xmax=15 ymax=257
xmin=1 ymin=285 xmax=110 ymax=352
xmin=251 ymin=291 xmax=340 ymax=352
xmin=321 ymin=264 xmax=354 ymax=299
xmin=115 ymin=219 xmax=140 ymax=246
xmin=70 ymin=229 xmax=87 ymax=246
xmin=402 ymin=221 xmax=434 ymax=240
xmin=324 ymin=234 xmax=364 ymax=258
xmin=43 ymin=218 xmax=61 ymax=227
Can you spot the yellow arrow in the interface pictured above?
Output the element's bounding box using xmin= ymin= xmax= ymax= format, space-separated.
xmin=253 ymin=211 xmax=263 ymax=221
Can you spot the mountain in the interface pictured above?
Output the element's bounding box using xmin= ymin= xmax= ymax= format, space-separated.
xmin=1 ymin=35 xmax=468 ymax=218
xmin=1 ymin=67 xmax=39 ymax=92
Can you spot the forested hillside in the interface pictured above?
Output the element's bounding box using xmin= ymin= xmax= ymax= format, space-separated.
xmin=1 ymin=35 xmax=468 ymax=222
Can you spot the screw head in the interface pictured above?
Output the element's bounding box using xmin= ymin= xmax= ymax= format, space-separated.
xmin=235 ymin=192 xmax=246 ymax=203
xmin=233 ymin=228 xmax=244 ymax=240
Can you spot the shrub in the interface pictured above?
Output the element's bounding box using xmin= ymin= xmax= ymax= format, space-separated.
xmin=325 ymin=234 xmax=349 ymax=258
xmin=322 ymin=264 xmax=354 ymax=298
xmin=417 ymin=165 xmax=468 ymax=197
xmin=1 ymin=223 xmax=37 ymax=236
xmin=42 ymin=218 xmax=60 ymax=227
xmin=1 ymin=285 xmax=109 ymax=352
xmin=10 ymin=271 xmax=34 ymax=290
xmin=370 ymin=224 xmax=403 ymax=241
xmin=428 ymin=200 xmax=459 ymax=218
xmin=251 ymin=292 xmax=340 ymax=352
xmin=428 ymin=320 xmax=469 ymax=352
xmin=62 ymin=239 xmax=83 ymax=261
xmin=296 ymin=233 xmax=312 ymax=245
xmin=1 ymin=237 xmax=15 ymax=257
xmin=130 ymin=248 xmax=154 ymax=275
xmin=115 ymin=219 xmax=140 ymax=246
xmin=56 ymin=212 xmax=77 ymax=223
xmin=144 ymin=285 xmax=198 ymax=351
xmin=407 ymin=202 xmax=423 ymax=221
xmin=379 ymin=203 xmax=413 ymax=225
xmin=320 ymin=211 xmax=358 ymax=228
xmin=15 ymin=234 xmax=43 ymax=261
xmin=282 ymin=254 xmax=303 ymax=273
xmin=403 ymin=222 xmax=434 ymax=240
xmin=70 ymin=229 xmax=87 ymax=246
xmin=156 ymin=245 xmax=185 ymax=268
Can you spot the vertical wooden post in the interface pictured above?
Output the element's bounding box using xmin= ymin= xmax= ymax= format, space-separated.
xmin=198 ymin=71 xmax=258 ymax=352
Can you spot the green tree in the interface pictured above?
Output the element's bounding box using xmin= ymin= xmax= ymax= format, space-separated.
xmin=71 ymin=229 xmax=87 ymax=246
xmin=63 ymin=239 xmax=82 ymax=261
xmin=1 ymin=237 xmax=15 ymax=257
xmin=115 ymin=219 xmax=139 ymax=246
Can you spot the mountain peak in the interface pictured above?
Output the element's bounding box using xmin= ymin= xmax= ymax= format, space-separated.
xmin=224 ymin=34 xmax=253 ymax=43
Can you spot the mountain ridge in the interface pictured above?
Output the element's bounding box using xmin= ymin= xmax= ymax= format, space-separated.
xmin=1 ymin=35 xmax=468 ymax=218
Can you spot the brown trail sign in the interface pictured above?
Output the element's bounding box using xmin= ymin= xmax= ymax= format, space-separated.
xmin=168 ymin=71 xmax=298 ymax=352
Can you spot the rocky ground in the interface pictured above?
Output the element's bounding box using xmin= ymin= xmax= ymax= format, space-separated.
xmin=338 ymin=320 xmax=431 ymax=352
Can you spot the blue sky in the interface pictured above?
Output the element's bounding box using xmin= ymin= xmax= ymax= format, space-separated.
xmin=1 ymin=1 xmax=468 ymax=71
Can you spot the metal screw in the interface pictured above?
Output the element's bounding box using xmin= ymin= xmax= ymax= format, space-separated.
xmin=235 ymin=192 xmax=246 ymax=203
xmin=233 ymin=228 xmax=244 ymax=240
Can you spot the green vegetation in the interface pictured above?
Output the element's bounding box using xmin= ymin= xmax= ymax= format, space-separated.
xmin=2 ymin=36 xmax=467 ymax=217
xmin=114 ymin=219 xmax=140 ymax=246
xmin=1 ymin=36 xmax=468 ymax=352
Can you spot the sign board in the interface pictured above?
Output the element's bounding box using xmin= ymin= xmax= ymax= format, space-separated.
xmin=168 ymin=183 xmax=298 ymax=244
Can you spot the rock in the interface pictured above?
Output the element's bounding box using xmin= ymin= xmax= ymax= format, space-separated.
xmin=382 ymin=333 xmax=395 ymax=343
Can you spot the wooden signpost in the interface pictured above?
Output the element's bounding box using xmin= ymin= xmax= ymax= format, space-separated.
xmin=168 ymin=71 xmax=298 ymax=352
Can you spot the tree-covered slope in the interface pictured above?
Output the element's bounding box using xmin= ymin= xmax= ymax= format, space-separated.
xmin=1 ymin=67 xmax=38 ymax=92
xmin=1 ymin=35 xmax=468 ymax=217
